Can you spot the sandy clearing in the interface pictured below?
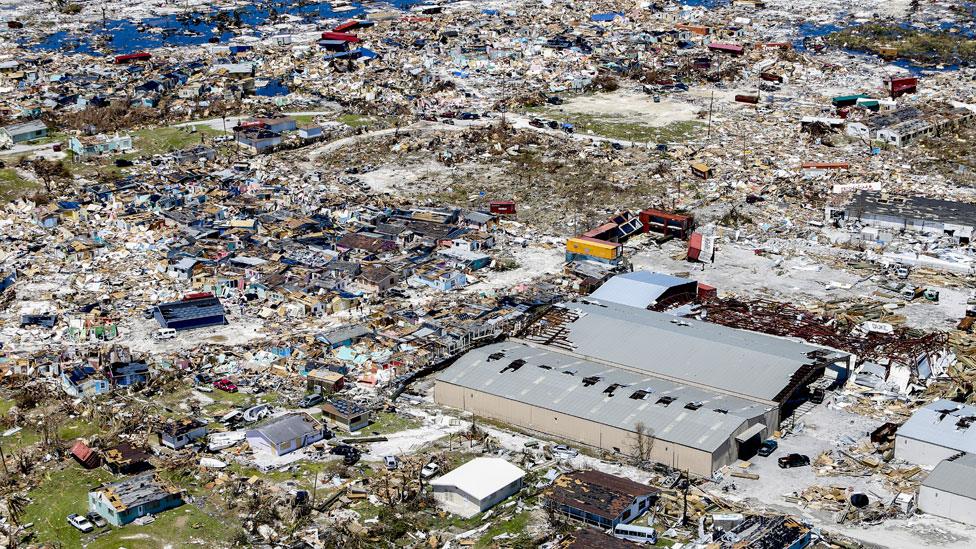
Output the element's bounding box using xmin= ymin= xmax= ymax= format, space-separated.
xmin=552 ymin=90 xmax=702 ymax=127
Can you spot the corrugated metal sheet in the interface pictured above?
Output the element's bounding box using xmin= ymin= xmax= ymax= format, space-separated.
xmin=590 ymin=271 xmax=694 ymax=308
xmin=554 ymin=302 xmax=829 ymax=402
xmin=922 ymin=453 xmax=976 ymax=498
xmin=897 ymin=399 xmax=976 ymax=454
xmin=436 ymin=342 xmax=767 ymax=452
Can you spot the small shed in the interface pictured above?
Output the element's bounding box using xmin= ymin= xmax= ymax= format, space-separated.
xmin=306 ymin=369 xmax=345 ymax=393
xmin=159 ymin=418 xmax=208 ymax=450
xmin=430 ymin=458 xmax=525 ymax=518
xmin=321 ymin=398 xmax=371 ymax=432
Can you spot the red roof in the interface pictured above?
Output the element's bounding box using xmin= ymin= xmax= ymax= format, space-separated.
xmin=334 ymin=20 xmax=359 ymax=33
xmin=70 ymin=440 xmax=100 ymax=468
xmin=707 ymin=43 xmax=744 ymax=54
xmin=114 ymin=52 xmax=152 ymax=63
xmin=321 ymin=31 xmax=360 ymax=43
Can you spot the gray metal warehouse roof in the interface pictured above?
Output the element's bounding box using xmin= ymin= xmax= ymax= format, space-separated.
xmin=540 ymin=302 xmax=837 ymax=402
xmin=437 ymin=342 xmax=771 ymax=453
xmin=896 ymin=399 xmax=976 ymax=454
xmin=848 ymin=190 xmax=976 ymax=229
xmin=922 ymin=453 xmax=976 ymax=499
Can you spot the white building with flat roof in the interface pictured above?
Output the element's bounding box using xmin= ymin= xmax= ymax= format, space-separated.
xmin=430 ymin=458 xmax=525 ymax=518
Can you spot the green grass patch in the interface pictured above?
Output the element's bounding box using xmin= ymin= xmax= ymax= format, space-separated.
xmin=86 ymin=500 xmax=238 ymax=549
xmin=539 ymin=112 xmax=701 ymax=143
xmin=337 ymin=114 xmax=399 ymax=129
xmin=21 ymin=466 xmax=115 ymax=547
xmin=58 ymin=418 xmax=102 ymax=442
xmin=132 ymin=125 xmax=223 ymax=156
xmin=21 ymin=465 xmax=242 ymax=548
xmin=291 ymin=114 xmax=317 ymax=126
xmin=0 ymin=398 xmax=15 ymax=416
xmin=0 ymin=168 xmax=37 ymax=200
xmin=363 ymin=411 xmax=422 ymax=435
xmin=476 ymin=510 xmax=532 ymax=548
xmin=0 ymin=428 xmax=42 ymax=454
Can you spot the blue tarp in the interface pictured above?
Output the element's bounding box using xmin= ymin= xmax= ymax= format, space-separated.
xmin=591 ymin=12 xmax=623 ymax=22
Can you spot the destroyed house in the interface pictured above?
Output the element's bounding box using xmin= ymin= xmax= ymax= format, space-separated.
xmin=545 ymin=470 xmax=658 ymax=528
xmin=896 ymin=399 xmax=976 ymax=467
xmin=246 ymin=413 xmax=326 ymax=456
xmin=321 ymin=398 xmax=371 ymax=432
xmin=316 ymin=324 xmax=371 ymax=349
xmin=71 ymin=440 xmax=101 ymax=469
xmin=236 ymin=129 xmax=281 ymax=153
xmin=153 ymin=295 xmax=227 ymax=331
xmin=60 ymin=365 xmax=109 ymax=397
xmin=88 ymin=472 xmax=183 ymax=527
xmin=435 ymin=302 xmax=852 ymax=475
xmin=103 ymin=443 xmax=152 ymax=474
xmin=837 ymin=191 xmax=975 ymax=244
xmin=159 ymin=418 xmax=208 ymax=450
xmin=338 ymin=232 xmax=397 ymax=254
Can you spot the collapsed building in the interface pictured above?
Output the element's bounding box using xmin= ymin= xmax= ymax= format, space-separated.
xmin=434 ymin=301 xmax=852 ymax=476
xmin=829 ymin=190 xmax=976 ymax=244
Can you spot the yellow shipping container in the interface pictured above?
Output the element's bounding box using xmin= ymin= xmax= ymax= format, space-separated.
xmin=566 ymin=237 xmax=621 ymax=260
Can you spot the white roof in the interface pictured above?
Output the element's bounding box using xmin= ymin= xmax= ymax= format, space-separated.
xmin=897 ymin=399 xmax=976 ymax=454
xmin=430 ymin=458 xmax=525 ymax=501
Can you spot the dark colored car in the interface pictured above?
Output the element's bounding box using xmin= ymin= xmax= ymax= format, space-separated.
xmin=330 ymin=445 xmax=357 ymax=456
xmin=778 ymin=453 xmax=810 ymax=469
xmin=757 ymin=439 xmax=778 ymax=457
xmin=343 ymin=451 xmax=361 ymax=465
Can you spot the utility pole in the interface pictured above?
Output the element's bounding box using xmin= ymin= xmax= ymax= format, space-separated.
xmin=706 ymin=91 xmax=715 ymax=141
xmin=681 ymin=470 xmax=689 ymax=526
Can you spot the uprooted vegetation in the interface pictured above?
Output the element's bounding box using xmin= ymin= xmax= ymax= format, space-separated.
xmin=307 ymin=121 xmax=691 ymax=233
xmin=827 ymin=24 xmax=976 ymax=65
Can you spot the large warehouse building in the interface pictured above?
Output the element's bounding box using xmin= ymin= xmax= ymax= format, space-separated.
xmin=434 ymin=301 xmax=853 ymax=476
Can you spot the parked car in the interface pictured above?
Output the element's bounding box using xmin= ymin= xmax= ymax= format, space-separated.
xmin=420 ymin=462 xmax=440 ymax=479
xmin=330 ymin=445 xmax=357 ymax=456
xmin=86 ymin=512 xmax=108 ymax=528
xmin=384 ymin=455 xmax=399 ymax=470
xmin=757 ymin=440 xmax=778 ymax=457
xmin=551 ymin=444 xmax=579 ymax=459
xmin=299 ymin=393 xmax=324 ymax=408
xmin=142 ymin=307 xmax=155 ymax=319
xmin=344 ymin=451 xmax=361 ymax=465
xmin=778 ymin=453 xmax=810 ymax=469
xmin=194 ymin=373 xmax=213 ymax=385
xmin=214 ymin=379 xmax=238 ymax=392
xmin=67 ymin=513 xmax=95 ymax=533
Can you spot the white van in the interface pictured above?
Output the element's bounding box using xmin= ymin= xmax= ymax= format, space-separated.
xmin=154 ymin=328 xmax=177 ymax=340
xmin=613 ymin=523 xmax=657 ymax=544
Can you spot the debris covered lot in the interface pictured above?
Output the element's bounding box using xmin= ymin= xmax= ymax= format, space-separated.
xmin=2 ymin=0 xmax=976 ymax=548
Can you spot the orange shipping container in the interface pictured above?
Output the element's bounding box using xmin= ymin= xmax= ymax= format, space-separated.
xmin=566 ymin=237 xmax=622 ymax=261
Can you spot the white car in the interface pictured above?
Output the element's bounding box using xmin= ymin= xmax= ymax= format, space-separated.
xmin=67 ymin=513 xmax=95 ymax=533
xmin=551 ymin=445 xmax=579 ymax=459
xmin=420 ymin=462 xmax=440 ymax=479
